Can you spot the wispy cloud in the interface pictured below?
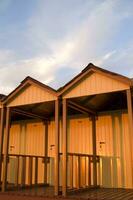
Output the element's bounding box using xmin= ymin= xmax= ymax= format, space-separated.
xmin=0 ymin=0 xmax=133 ymax=94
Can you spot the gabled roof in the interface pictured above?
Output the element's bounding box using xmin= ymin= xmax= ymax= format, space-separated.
xmin=58 ymin=63 xmax=132 ymax=95
xmin=0 ymin=94 xmax=6 ymax=101
xmin=2 ymin=76 xmax=57 ymax=104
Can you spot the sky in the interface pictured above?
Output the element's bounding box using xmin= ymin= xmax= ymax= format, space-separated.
xmin=0 ymin=0 xmax=133 ymax=94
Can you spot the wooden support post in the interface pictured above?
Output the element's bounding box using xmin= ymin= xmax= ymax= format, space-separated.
xmin=0 ymin=106 xmax=6 ymax=184
xmin=28 ymin=157 xmax=33 ymax=186
xmin=2 ymin=107 xmax=11 ymax=192
xmin=44 ymin=122 xmax=48 ymax=184
xmin=92 ymin=116 xmax=97 ymax=187
xmin=21 ymin=156 xmax=26 ymax=187
xmin=126 ymin=89 xmax=133 ymax=184
xmin=54 ymin=99 xmax=60 ymax=195
xmin=35 ymin=157 xmax=38 ymax=185
xmin=62 ymin=99 xmax=67 ymax=196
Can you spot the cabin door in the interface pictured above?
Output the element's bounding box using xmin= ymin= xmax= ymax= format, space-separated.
xmin=8 ymin=124 xmax=22 ymax=183
xmin=97 ymin=114 xmax=124 ymax=188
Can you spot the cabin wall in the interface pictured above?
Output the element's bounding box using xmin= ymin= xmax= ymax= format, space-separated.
xmin=63 ymin=72 xmax=130 ymax=98
xmin=96 ymin=113 xmax=133 ymax=188
xmin=2 ymin=111 xmax=133 ymax=189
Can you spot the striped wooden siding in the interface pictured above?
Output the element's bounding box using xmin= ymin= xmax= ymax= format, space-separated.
xmin=63 ymin=72 xmax=129 ymax=98
xmin=68 ymin=117 xmax=92 ymax=154
xmin=7 ymin=84 xmax=57 ymax=107
xmin=97 ymin=113 xmax=133 ymax=189
xmin=25 ymin=122 xmax=45 ymax=156
xmin=7 ymin=111 xmax=133 ymax=189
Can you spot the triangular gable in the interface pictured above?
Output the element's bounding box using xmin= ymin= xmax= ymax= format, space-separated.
xmin=4 ymin=77 xmax=57 ymax=107
xmin=63 ymin=71 xmax=130 ymax=99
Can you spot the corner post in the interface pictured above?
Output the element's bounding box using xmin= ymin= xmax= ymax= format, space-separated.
xmin=54 ymin=98 xmax=60 ymax=195
xmin=0 ymin=106 xmax=6 ymax=184
xmin=44 ymin=121 xmax=48 ymax=184
xmin=2 ymin=107 xmax=11 ymax=192
xmin=91 ymin=116 xmax=97 ymax=187
xmin=62 ymin=98 xmax=67 ymax=196
xmin=126 ymin=89 xmax=133 ymax=184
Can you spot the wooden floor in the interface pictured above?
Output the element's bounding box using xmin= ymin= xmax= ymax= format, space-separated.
xmin=1 ymin=187 xmax=133 ymax=200
xmin=70 ymin=188 xmax=133 ymax=200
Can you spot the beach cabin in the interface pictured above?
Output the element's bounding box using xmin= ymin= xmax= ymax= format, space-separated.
xmin=0 ymin=63 xmax=133 ymax=198
xmin=0 ymin=76 xmax=61 ymax=195
xmin=58 ymin=63 xmax=133 ymax=196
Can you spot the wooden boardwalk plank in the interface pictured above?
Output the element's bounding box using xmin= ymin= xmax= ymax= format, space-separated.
xmin=1 ymin=187 xmax=133 ymax=200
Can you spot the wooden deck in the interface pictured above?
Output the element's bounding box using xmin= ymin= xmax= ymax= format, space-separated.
xmin=1 ymin=187 xmax=133 ymax=200
xmin=70 ymin=188 xmax=133 ymax=200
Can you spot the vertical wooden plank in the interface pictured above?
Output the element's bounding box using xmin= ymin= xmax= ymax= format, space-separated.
xmin=28 ymin=157 xmax=33 ymax=186
xmin=88 ymin=157 xmax=91 ymax=186
xmin=85 ymin=157 xmax=87 ymax=187
xmin=44 ymin=122 xmax=48 ymax=184
xmin=69 ymin=155 xmax=73 ymax=188
xmin=92 ymin=116 xmax=97 ymax=187
xmin=2 ymin=107 xmax=11 ymax=192
xmin=0 ymin=106 xmax=5 ymax=183
xmin=21 ymin=156 xmax=26 ymax=187
xmin=126 ymin=89 xmax=133 ymax=185
xmin=35 ymin=157 xmax=38 ymax=185
xmin=62 ymin=98 xmax=67 ymax=196
xmin=15 ymin=156 xmax=19 ymax=187
xmin=77 ymin=156 xmax=81 ymax=189
xmin=55 ymin=99 xmax=60 ymax=195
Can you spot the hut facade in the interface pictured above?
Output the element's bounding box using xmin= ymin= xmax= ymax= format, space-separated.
xmin=0 ymin=63 xmax=133 ymax=197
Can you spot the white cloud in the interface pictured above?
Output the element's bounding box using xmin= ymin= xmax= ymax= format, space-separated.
xmin=0 ymin=41 xmax=76 ymax=94
xmin=94 ymin=50 xmax=117 ymax=66
xmin=0 ymin=0 xmax=133 ymax=94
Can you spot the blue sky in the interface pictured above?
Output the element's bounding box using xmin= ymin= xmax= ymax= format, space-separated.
xmin=0 ymin=0 xmax=133 ymax=94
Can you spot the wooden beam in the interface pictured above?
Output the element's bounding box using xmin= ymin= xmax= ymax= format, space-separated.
xmin=68 ymin=100 xmax=96 ymax=115
xmin=82 ymin=95 xmax=96 ymax=105
xmin=12 ymin=108 xmax=48 ymax=121
xmin=62 ymin=99 xmax=67 ymax=196
xmin=0 ymin=106 xmax=6 ymax=183
xmin=44 ymin=122 xmax=48 ymax=184
xmin=28 ymin=102 xmax=50 ymax=114
xmin=2 ymin=107 xmax=11 ymax=192
xmin=126 ymin=89 xmax=133 ymax=184
xmin=91 ymin=116 xmax=97 ymax=187
xmin=54 ymin=99 xmax=60 ymax=195
xmin=68 ymin=104 xmax=88 ymax=115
